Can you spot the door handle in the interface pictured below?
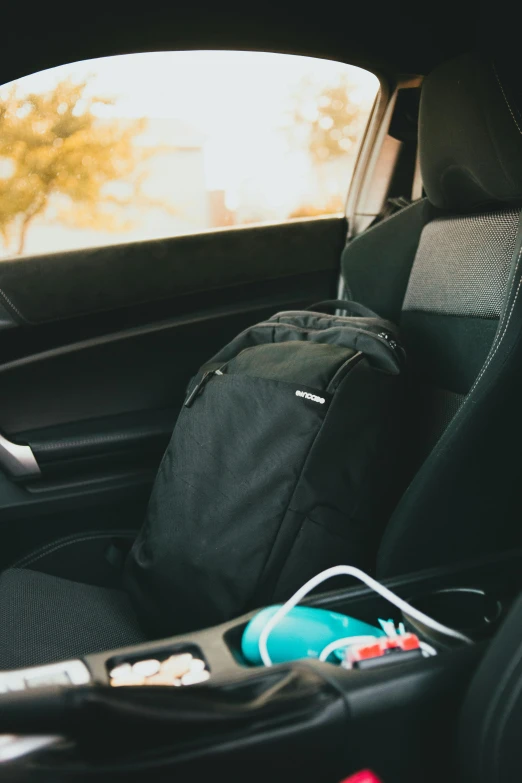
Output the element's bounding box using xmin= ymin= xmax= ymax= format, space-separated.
xmin=0 ymin=433 xmax=41 ymax=478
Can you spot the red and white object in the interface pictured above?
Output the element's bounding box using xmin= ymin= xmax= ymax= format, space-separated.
xmin=343 ymin=633 xmax=422 ymax=669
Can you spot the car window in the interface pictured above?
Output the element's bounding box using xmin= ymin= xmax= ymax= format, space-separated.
xmin=0 ymin=51 xmax=378 ymax=259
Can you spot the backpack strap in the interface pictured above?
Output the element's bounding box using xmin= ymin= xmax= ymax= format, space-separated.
xmin=306 ymin=299 xmax=381 ymax=319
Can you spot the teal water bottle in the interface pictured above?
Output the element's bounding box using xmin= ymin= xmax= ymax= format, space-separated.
xmin=241 ymin=605 xmax=384 ymax=665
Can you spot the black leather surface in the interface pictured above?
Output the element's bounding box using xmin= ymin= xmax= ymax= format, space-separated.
xmin=342 ymin=199 xmax=436 ymax=324
xmin=0 ymin=218 xmax=345 ymax=325
xmin=459 ymin=593 xmax=522 ymax=782
xmin=19 ymin=409 xmax=176 ymax=464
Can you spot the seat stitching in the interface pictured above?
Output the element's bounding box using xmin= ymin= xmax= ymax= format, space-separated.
xmin=467 ymin=242 xmax=522 ymax=398
xmin=421 ymin=238 xmax=522 ymax=469
xmin=12 ymin=535 xmax=91 ymax=567
xmin=377 ymin=218 xmax=522 ymax=567
xmin=0 ymin=288 xmax=26 ymax=322
xmin=381 ymin=233 xmax=522 ymax=556
xmin=15 ymin=533 xmax=119 ymax=567
xmin=492 ymin=61 xmax=522 ymax=136
xmin=13 ymin=531 xmax=135 ymax=568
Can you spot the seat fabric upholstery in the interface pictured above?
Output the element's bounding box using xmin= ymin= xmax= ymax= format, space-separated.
xmin=343 ymin=52 xmax=522 ymax=576
xmin=0 ymin=568 xmax=146 ymax=669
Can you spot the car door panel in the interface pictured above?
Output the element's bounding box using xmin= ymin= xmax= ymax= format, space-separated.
xmin=0 ymin=217 xmax=346 ymax=559
xmin=0 ymin=217 xmax=344 ymax=327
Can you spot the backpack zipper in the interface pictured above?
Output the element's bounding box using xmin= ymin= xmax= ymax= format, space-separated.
xmin=377 ymin=330 xmax=398 ymax=350
xmin=377 ymin=330 xmax=406 ymax=363
xmin=184 ymin=366 xmax=225 ymax=407
xmin=249 ymin=321 xmax=404 ymax=368
xmin=184 ymin=329 xmax=403 ymax=408
xmin=327 ymin=352 xmax=364 ymax=393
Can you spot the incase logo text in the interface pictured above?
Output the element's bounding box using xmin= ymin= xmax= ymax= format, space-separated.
xmin=295 ymin=390 xmax=325 ymax=404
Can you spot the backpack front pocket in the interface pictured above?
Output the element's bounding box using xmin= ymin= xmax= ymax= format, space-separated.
xmin=129 ymin=373 xmax=331 ymax=633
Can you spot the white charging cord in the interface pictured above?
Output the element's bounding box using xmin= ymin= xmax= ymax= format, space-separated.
xmin=258 ymin=565 xmax=473 ymax=667
xmin=418 ymin=641 xmax=438 ymax=657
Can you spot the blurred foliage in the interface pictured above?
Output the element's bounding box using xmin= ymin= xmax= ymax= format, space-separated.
xmin=0 ymin=79 xmax=172 ymax=255
xmin=290 ymin=73 xmax=370 ymax=163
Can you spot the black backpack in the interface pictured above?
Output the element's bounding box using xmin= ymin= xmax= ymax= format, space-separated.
xmin=125 ymin=301 xmax=405 ymax=635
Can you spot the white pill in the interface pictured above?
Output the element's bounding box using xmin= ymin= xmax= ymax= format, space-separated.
xmin=181 ymin=670 xmax=210 ymax=686
xmin=110 ymin=675 xmax=145 ymax=687
xmin=160 ymin=653 xmax=193 ymax=677
xmin=109 ymin=663 xmax=132 ymax=679
xmin=132 ymin=659 xmax=161 ymax=678
xmin=189 ymin=659 xmax=206 ymax=673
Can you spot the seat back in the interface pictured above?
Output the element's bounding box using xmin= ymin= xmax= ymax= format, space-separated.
xmin=342 ymin=52 xmax=522 ymax=576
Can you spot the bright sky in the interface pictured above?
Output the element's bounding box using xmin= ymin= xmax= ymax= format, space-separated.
xmin=0 ymin=51 xmax=379 ymax=256
xmin=1 ymin=51 xmax=378 ymax=198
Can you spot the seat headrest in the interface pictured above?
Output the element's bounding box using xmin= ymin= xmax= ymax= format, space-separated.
xmin=420 ymin=52 xmax=522 ymax=211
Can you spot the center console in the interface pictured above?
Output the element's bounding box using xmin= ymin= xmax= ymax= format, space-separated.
xmin=2 ymin=548 xmax=522 ymax=782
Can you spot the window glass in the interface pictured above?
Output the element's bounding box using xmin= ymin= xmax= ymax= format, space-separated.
xmin=0 ymin=51 xmax=378 ymax=258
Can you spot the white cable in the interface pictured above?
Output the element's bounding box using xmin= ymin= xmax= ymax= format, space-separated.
xmin=318 ymin=636 xmax=377 ymax=662
xmin=258 ymin=565 xmax=473 ymax=667
xmin=419 ymin=641 xmax=437 ymax=657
